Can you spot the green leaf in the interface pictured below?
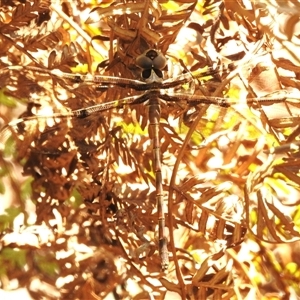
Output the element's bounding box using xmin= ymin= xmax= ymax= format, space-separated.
xmin=34 ymin=254 xmax=60 ymax=277
xmin=3 ymin=136 xmax=16 ymax=157
xmin=67 ymin=188 xmax=83 ymax=208
xmin=0 ymin=181 xmax=5 ymax=194
xmin=1 ymin=248 xmax=27 ymax=268
xmin=0 ymin=89 xmax=17 ymax=108
xmin=0 ymin=207 xmax=21 ymax=231
xmin=0 ymin=164 xmax=9 ymax=177
xmin=20 ymin=177 xmax=33 ymax=201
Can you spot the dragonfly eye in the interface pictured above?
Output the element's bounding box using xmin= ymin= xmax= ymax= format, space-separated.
xmin=152 ymin=52 xmax=167 ymax=70
xmin=136 ymin=54 xmax=153 ymax=69
xmin=136 ymin=49 xmax=167 ymax=71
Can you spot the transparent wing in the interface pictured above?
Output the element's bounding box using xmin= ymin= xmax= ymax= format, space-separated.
xmin=2 ymin=50 xmax=300 ymax=254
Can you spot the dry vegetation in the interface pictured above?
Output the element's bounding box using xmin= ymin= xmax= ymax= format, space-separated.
xmin=0 ymin=0 xmax=300 ymax=299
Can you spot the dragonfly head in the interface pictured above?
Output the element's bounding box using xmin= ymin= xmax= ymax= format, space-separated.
xmin=136 ymin=49 xmax=167 ymax=82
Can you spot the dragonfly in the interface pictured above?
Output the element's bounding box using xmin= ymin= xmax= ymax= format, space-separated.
xmin=0 ymin=49 xmax=296 ymax=270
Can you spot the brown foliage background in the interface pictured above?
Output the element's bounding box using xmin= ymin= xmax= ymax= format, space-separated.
xmin=0 ymin=0 xmax=300 ymax=299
